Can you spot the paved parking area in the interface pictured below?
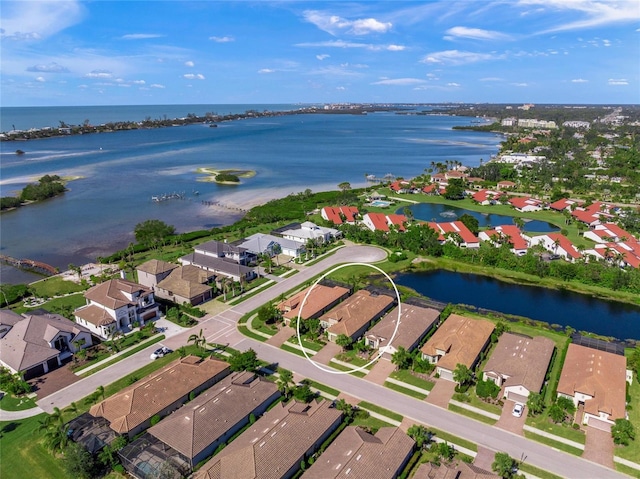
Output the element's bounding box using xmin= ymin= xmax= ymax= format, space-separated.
xmin=582 ymin=426 xmax=614 ymax=468
xmin=473 ymin=446 xmax=496 ymax=472
xmin=425 ymin=379 xmax=456 ymax=408
xmin=29 ymin=365 xmax=80 ymax=400
xmin=311 ymin=342 xmax=342 ymax=365
xmin=495 ymin=399 xmax=526 ymax=435
xmin=265 ymin=326 xmax=295 ymax=347
xmin=365 ymin=358 xmax=395 ymax=385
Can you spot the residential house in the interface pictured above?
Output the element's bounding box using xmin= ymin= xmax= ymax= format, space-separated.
xmin=321 ymin=206 xmax=359 ymax=225
xmin=155 ymin=265 xmax=215 ymax=305
xmin=428 ymin=221 xmax=479 ymax=248
xmin=549 ymin=198 xmax=583 ymax=213
xmin=239 ymin=233 xmax=305 ymax=259
xmin=389 ymin=180 xmax=414 ymax=193
xmin=583 ymin=223 xmax=636 ymax=244
xmin=365 ymin=302 xmax=441 ymax=356
xmin=278 ymin=284 xmax=351 ymax=326
xmin=74 ymin=278 xmax=159 ymax=339
xmin=128 ymin=372 xmax=280 ymax=471
xmin=479 ymin=225 xmax=530 ymax=256
xmin=529 ymin=233 xmax=581 ymax=262
xmin=557 ymin=344 xmax=628 ymax=430
xmin=179 ymin=252 xmax=257 ymax=284
xmin=304 ymin=427 xmax=415 ymax=479
xmin=280 ymin=221 xmax=340 ymax=245
xmin=472 ymin=189 xmax=503 ymax=206
xmin=571 ymin=202 xmax=616 ymax=227
xmin=496 ymin=180 xmax=516 ymax=190
xmin=509 ymin=196 xmax=543 ymax=212
xmin=193 ymin=399 xmax=343 ymax=479
xmin=66 ymin=413 xmax=118 ymax=455
xmin=588 ymin=242 xmax=640 ymax=269
xmin=135 ymin=259 xmax=178 ymax=289
xmin=413 ymin=460 xmax=499 ymax=479
xmin=90 ymin=356 xmax=230 ymax=437
xmin=420 ymin=314 xmax=495 ymax=382
xmin=483 ymin=333 xmax=555 ymax=402
xmin=321 ymin=289 xmax=396 ymax=342
xmin=194 ymin=240 xmax=250 ymax=265
xmin=387 ymin=214 xmax=408 ymax=232
xmin=0 ymin=309 xmax=93 ymax=380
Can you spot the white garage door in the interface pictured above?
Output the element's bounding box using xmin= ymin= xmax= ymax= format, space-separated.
xmin=506 ymin=392 xmax=528 ymax=404
xmin=587 ymin=417 xmax=612 ymax=432
xmin=438 ymin=368 xmax=454 ymax=382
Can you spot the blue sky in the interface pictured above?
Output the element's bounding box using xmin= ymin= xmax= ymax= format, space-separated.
xmin=1 ymin=1 xmax=638 ymax=106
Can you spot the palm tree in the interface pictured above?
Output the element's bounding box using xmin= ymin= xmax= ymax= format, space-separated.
xmin=276 ymin=368 xmax=294 ymax=399
xmin=64 ymin=402 xmax=78 ymax=417
xmin=96 ymin=385 xmax=105 ymax=401
xmin=188 ymin=329 xmax=207 ymax=351
xmin=108 ymin=329 xmax=124 ymax=352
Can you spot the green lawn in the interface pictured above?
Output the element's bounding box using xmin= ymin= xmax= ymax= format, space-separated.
xmin=237 ymin=324 xmax=268 ymax=342
xmin=280 ymin=343 xmax=308 ymax=358
xmin=329 ymin=360 xmax=367 ymax=378
xmin=389 ymin=369 xmax=435 ymax=391
xmin=448 ymin=403 xmax=497 ymax=425
xmin=79 ymin=335 xmax=165 ymax=377
xmin=29 ymin=277 xmax=88 ymax=297
xmin=518 ymin=462 xmax=564 ymax=479
xmin=0 ymin=394 xmax=37 ymax=411
xmin=523 ymin=430 xmax=583 ymax=456
xmin=460 ymin=390 xmax=503 ymax=415
xmin=615 ymin=377 xmax=640 ymax=463
xmin=0 ymin=414 xmax=68 ymax=479
xmin=384 ymin=381 xmax=428 ymax=400
xmin=426 ymin=426 xmax=478 ymax=452
xmin=305 ymin=380 xmax=340 ymax=397
xmin=351 ymin=414 xmax=394 ymax=431
xmin=13 ymin=293 xmax=86 ymax=316
xmin=286 ymin=336 xmax=325 ymax=352
xmin=357 ymin=401 xmax=403 ymax=422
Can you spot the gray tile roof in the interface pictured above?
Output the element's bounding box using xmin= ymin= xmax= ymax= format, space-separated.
xmin=366 ymin=304 xmax=440 ymax=351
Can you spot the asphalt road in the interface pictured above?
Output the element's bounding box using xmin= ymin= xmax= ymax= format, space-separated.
xmin=33 ymin=244 xmax=627 ymax=479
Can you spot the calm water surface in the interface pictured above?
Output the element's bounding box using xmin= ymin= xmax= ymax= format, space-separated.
xmin=396 ymin=269 xmax=640 ymax=340
xmin=402 ymin=203 xmax=559 ymax=233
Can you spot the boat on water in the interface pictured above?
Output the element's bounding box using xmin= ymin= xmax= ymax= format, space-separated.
xmin=152 ymin=192 xmax=186 ymax=202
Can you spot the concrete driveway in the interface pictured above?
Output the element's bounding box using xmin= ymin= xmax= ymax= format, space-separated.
xmin=365 ymin=358 xmax=395 ymax=385
xmin=425 ymin=379 xmax=456 ymax=408
xmin=495 ymin=399 xmax=526 ymax=435
xmin=29 ymin=364 xmax=80 ymax=400
xmin=582 ymin=426 xmax=614 ymax=468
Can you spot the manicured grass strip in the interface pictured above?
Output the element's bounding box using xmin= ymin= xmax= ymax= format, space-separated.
xmin=427 ymin=426 xmax=478 ymax=453
xmin=237 ymin=324 xmax=268 ymax=342
xmin=525 ymin=416 xmax=586 ymax=444
xmin=329 ymin=361 xmax=367 ymax=378
xmin=0 ymin=414 xmax=68 ymax=479
xmin=523 ymin=431 xmax=583 ymax=456
xmin=384 ymin=381 xmax=427 ymax=400
xmin=0 ymin=394 xmax=37 ymax=411
xmin=358 ymin=401 xmax=403 ymax=422
xmin=614 ymin=462 xmax=640 ymax=478
xmin=306 ymin=380 xmax=340 ymax=397
xmin=448 ymin=404 xmax=497 ymax=425
xmin=280 ymin=343 xmax=308 ymax=358
xmin=287 ymin=336 xmax=324 ymax=352
xmin=518 ymin=463 xmax=564 ymax=479
xmin=351 ymin=415 xmax=394 ymax=430
xmin=614 ymin=375 xmax=640 ymax=463
xmin=228 ymin=278 xmax=273 ymax=305
xmin=79 ymin=335 xmax=165 ymax=377
xmin=390 ymin=369 xmax=435 ymax=391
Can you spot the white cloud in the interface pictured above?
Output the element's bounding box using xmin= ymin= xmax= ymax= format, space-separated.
xmin=602 ymin=39 xmax=611 ymax=47
xmin=258 ymin=68 xmax=275 ymax=74
xmin=445 ymin=26 xmax=512 ymax=41
xmin=479 ymin=77 xmax=503 ymax=81
xmin=308 ymin=66 xmax=362 ymax=77
xmin=0 ymin=1 xmax=85 ymax=41
xmin=421 ymin=50 xmax=504 ymax=65
xmin=447 ymin=82 xmax=461 ymax=87
xmin=512 ymin=82 xmax=529 ymax=87
xmin=519 ymin=0 xmax=640 ymax=33
xmin=571 ymin=78 xmax=589 ymax=83
xmin=183 ymin=73 xmax=205 ymax=80
xmin=209 ymin=36 xmax=234 ymax=43
xmin=150 ymin=84 xmax=165 ymax=88
xmin=608 ymin=78 xmax=628 ymax=85
xmin=336 ymin=86 xmax=346 ymax=90
xmin=132 ymin=80 xmax=146 ymax=85
xmin=27 ymin=62 xmax=69 ymax=73
xmin=303 ymin=10 xmax=392 ymax=36
xmin=340 ymin=62 xmax=368 ymax=69
xmin=185 ymin=61 xmax=195 ymax=67
xmin=35 ymin=76 xmax=45 ymax=82
xmin=372 ymin=78 xmax=427 ymax=85
xmin=296 ymin=40 xmax=404 ymax=51
xmin=85 ymin=70 xmax=113 ymax=79
xmin=316 ymin=54 xmax=330 ymax=60
xmin=120 ymin=33 xmax=163 ymax=40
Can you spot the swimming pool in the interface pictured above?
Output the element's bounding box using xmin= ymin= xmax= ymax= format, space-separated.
xmin=370 ymin=200 xmax=392 ymax=207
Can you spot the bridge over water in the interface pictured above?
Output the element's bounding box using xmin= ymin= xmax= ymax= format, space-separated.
xmin=0 ymin=255 xmax=58 ymax=276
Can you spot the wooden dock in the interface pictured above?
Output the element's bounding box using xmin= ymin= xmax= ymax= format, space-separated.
xmin=0 ymin=254 xmax=58 ymax=276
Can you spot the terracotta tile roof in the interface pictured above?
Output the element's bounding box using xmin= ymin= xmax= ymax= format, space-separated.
xmin=364 ymin=212 xmax=390 ymax=232
xmin=387 ymin=214 xmax=408 ymax=231
xmin=74 ymin=304 xmax=116 ymax=327
xmin=549 ymin=198 xmax=583 ymax=212
xmin=193 ymin=399 xmax=342 ymax=479
xmin=0 ymin=309 xmax=91 ymax=372
xmin=136 ymin=259 xmax=178 ymax=275
xmin=278 ymin=284 xmax=350 ymax=321
xmin=323 ymin=290 xmax=395 ymax=338
xmin=508 ymin=196 xmax=543 ymax=210
xmin=321 ymin=206 xmax=359 ymax=225
xmin=432 ymin=221 xmax=479 ymax=245
xmin=420 ymin=314 xmax=494 ymax=371
xmin=0 ymin=309 xmax=24 ymax=328
xmin=84 ymin=279 xmax=153 ymax=310
xmin=480 ymin=225 xmax=528 ymax=251
xmin=598 ymin=223 xmax=636 ymax=242
xmin=148 ymin=372 xmax=279 ymax=462
xmin=557 ymin=344 xmax=627 ymax=420
xmin=546 ymin=233 xmax=581 ymax=259
xmin=365 ymin=304 xmax=440 ymax=352
xmin=483 ymin=333 xmax=555 ymax=394
xmin=303 ymin=427 xmax=415 ymax=479
xmin=156 ymin=265 xmax=213 ymax=300
xmin=90 ymin=356 xmax=230 ymax=434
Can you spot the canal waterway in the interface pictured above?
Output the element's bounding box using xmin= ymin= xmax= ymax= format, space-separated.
xmin=395 ymin=269 xmax=640 ymax=340
xmin=402 ymin=202 xmax=559 ymax=233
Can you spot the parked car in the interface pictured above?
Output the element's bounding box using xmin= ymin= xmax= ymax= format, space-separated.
xmin=150 ymin=346 xmax=172 ymax=360
xmin=512 ymin=402 xmax=525 ymax=417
